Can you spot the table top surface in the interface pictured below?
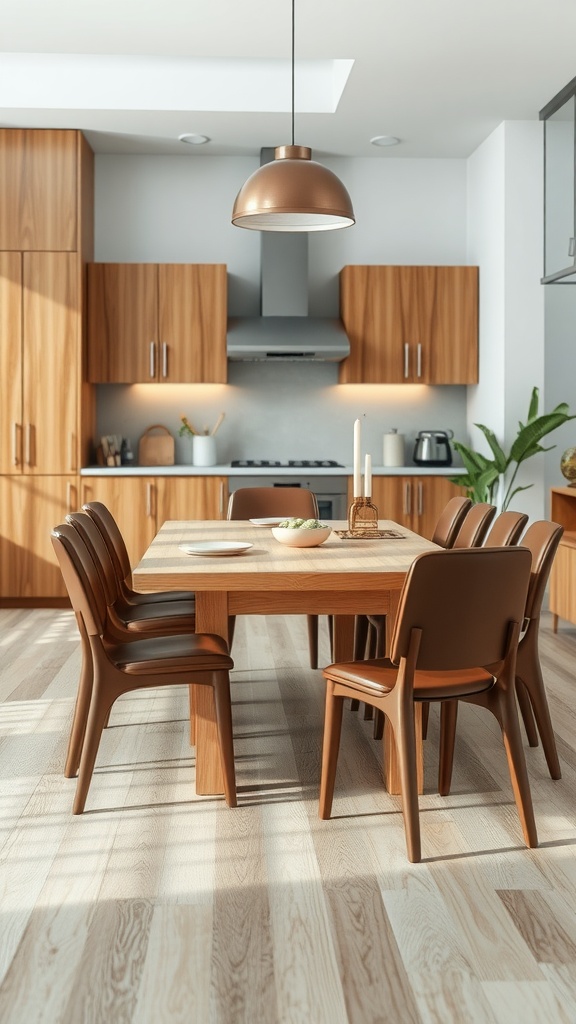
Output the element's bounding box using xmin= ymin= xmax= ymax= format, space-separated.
xmin=133 ymin=519 xmax=437 ymax=593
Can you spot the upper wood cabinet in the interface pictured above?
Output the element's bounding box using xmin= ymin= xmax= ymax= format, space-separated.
xmin=0 ymin=251 xmax=82 ymax=476
xmin=0 ymin=129 xmax=93 ymax=252
xmin=87 ymin=262 xmax=228 ymax=384
xmin=339 ymin=265 xmax=478 ymax=385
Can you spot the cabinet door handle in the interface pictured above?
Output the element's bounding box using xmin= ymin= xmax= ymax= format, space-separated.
xmin=569 ymin=237 xmax=576 ymax=258
xmin=25 ymin=424 xmax=32 ymax=466
xmin=162 ymin=343 xmax=168 ymax=378
xmin=12 ymin=423 xmax=20 ymax=466
xmin=219 ymin=481 xmax=225 ymax=516
xmin=417 ymin=343 xmax=422 ymax=379
xmin=417 ymin=481 xmax=423 ymax=516
xmin=149 ymin=342 xmax=156 ymax=379
xmin=404 ymin=343 xmax=410 ymax=379
xmin=146 ymin=482 xmax=153 ymax=517
xmin=66 ymin=481 xmax=74 ymax=512
xmin=70 ymin=432 xmax=76 ymax=472
xmin=403 ymin=481 xmax=411 ymax=515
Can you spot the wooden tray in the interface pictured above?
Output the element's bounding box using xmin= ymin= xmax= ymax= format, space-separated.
xmin=138 ymin=424 xmax=175 ymax=466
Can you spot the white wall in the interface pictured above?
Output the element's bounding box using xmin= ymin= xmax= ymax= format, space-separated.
xmin=466 ymin=121 xmax=545 ymax=520
xmin=94 ymin=153 xmax=471 ymax=465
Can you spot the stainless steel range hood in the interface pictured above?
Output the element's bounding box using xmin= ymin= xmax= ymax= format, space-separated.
xmin=227 ymin=152 xmax=351 ymax=362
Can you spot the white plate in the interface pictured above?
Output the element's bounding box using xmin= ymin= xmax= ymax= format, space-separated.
xmin=249 ymin=517 xmax=287 ymax=527
xmin=179 ymin=541 xmax=253 ymax=557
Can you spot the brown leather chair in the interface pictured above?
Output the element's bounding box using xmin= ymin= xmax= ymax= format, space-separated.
xmin=353 ymin=494 xmax=473 ymax=730
xmin=83 ymin=500 xmax=195 ymax=605
xmin=63 ymin=510 xmax=196 ymax=780
xmin=483 ymin=510 xmax=529 ymax=547
xmin=319 ymin=545 xmax=536 ymax=863
xmin=438 ymin=520 xmax=565 ymax=789
xmin=227 ymin=486 xmax=322 ymax=668
xmin=431 ymin=495 xmax=473 ymax=547
xmin=52 ymin=522 xmax=236 ymax=814
xmin=452 ymin=502 xmax=497 ymax=548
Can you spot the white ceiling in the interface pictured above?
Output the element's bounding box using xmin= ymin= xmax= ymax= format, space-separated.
xmin=2 ymin=0 xmax=576 ymax=158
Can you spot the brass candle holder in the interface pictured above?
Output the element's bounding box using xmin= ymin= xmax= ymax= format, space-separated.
xmin=348 ymin=496 xmax=380 ymax=536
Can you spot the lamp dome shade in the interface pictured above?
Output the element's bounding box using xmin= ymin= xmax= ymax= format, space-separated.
xmin=232 ymin=146 xmax=355 ymax=231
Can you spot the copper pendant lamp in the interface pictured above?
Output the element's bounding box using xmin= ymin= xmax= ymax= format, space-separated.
xmin=232 ymin=0 xmax=355 ymax=232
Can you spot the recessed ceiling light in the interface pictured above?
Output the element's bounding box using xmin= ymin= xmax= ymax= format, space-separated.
xmin=178 ymin=133 xmax=210 ymax=145
xmin=370 ymin=135 xmax=400 ymax=147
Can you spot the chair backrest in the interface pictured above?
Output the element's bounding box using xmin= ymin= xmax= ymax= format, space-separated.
xmin=483 ymin=510 xmax=529 ymax=548
xmin=51 ymin=523 xmax=108 ymax=638
xmin=390 ymin=546 xmax=532 ymax=671
xmin=66 ymin=511 xmax=120 ymax=606
xmin=227 ymin=486 xmax=319 ymax=520
xmin=519 ymin=520 xmax=564 ymax=621
xmin=452 ymin=502 xmax=497 ymax=548
xmin=82 ymin=501 xmax=132 ymax=582
xmin=431 ymin=496 xmax=472 ymax=548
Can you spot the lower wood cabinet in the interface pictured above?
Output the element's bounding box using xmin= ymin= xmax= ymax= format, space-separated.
xmin=0 ymin=475 xmax=79 ymax=599
xmin=80 ymin=475 xmax=228 ymax=570
xmin=347 ymin=475 xmax=464 ymax=541
xmin=549 ymin=487 xmax=576 ymax=628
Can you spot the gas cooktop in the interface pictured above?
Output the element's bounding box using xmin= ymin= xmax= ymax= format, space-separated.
xmin=231 ymin=459 xmax=344 ymax=469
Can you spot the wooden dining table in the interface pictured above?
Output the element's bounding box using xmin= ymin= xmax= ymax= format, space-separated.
xmin=132 ymin=519 xmax=437 ymax=797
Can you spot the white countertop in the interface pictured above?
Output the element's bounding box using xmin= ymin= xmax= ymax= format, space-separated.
xmin=80 ymin=464 xmax=466 ymax=477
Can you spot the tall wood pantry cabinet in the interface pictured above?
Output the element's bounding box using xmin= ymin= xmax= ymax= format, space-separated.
xmin=0 ymin=129 xmax=94 ymax=602
xmin=87 ymin=262 xmax=227 ymax=383
xmin=339 ymin=265 xmax=478 ymax=384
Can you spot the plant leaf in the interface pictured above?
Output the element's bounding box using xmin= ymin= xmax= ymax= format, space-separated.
xmin=502 ymin=483 xmax=534 ymax=512
xmin=473 ymin=424 xmax=508 ymax=472
xmin=526 ymin=386 xmax=539 ymax=422
xmin=509 ymin=410 xmax=576 ymax=463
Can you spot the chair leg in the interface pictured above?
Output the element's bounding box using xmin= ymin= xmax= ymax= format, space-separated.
xmin=517 ymin=670 xmax=562 ymax=780
xmin=389 ymin=701 xmax=421 ymax=863
xmin=307 ymin=615 xmax=319 ymax=670
xmin=212 ymin=672 xmax=237 ymax=808
xmin=373 ymin=710 xmax=384 ymax=740
xmin=515 ymin=679 xmax=539 ymax=747
xmin=65 ymin=628 xmax=93 ymax=779
xmin=498 ymin=690 xmax=538 ymax=849
xmin=438 ymin=701 xmax=458 ymax=796
xmin=227 ymin=615 xmax=236 ymax=651
xmin=353 ymin=615 xmax=369 ymax=660
xmin=319 ymin=685 xmax=345 ymax=819
xmin=350 ymin=699 xmax=360 ymax=712
xmin=73 ymin=678 xmax=119 ymax=815
xmin=421 ymin=702 xmax=430 ymax=741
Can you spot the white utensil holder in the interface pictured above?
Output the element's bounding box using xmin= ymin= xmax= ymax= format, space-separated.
xmin=193 ymin=435 xmax=217 ymax=467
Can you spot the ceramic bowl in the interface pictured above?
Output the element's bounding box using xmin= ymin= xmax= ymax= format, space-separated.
xmin=271 ymin=525 xmax=332 ymax=548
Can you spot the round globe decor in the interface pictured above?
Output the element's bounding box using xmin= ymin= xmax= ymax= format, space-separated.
xmin=560 ymin=446 xmax=576 ymax=486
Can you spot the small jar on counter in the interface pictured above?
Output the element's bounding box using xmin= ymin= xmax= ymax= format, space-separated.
xmin=383 ymin=429 xmax=405 ymax=467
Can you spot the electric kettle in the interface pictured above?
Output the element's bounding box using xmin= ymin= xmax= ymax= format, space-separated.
xmin=413 ymin=430 xmax=453 ymax=467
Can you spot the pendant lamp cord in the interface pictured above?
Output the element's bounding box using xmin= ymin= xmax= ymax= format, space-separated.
xmin=291 ymin=0 xmax=295 ymax=146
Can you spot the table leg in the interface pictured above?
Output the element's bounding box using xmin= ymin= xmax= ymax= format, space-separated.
xmin=332 ymin=615 xmax=355 ymax=662
xmin=193 ymin=591 xmax=229 ymax=796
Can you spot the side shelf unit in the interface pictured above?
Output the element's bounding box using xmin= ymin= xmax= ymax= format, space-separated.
xmin=549 ymin=486 xmax=576 ymax=630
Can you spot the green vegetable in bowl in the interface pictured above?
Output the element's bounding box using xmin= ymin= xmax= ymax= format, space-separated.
xmin=278 ymin=517 xmax=327 ymax=530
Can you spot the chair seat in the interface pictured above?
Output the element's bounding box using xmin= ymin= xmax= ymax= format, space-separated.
xmin=109 ymin=632 xmax=233 ymax=675
xmin=326 ymin=657 xmax=495 ymax=700
xmin=118 ymin=598 xmax=196 ymax=633
xmin=123 ymin=587 xmax=195 ymax=605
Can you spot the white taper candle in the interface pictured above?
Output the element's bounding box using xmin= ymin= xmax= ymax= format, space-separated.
xmin=353 ymin=419 xmax=361 ymax=497
xmin=364 ymin=453 xmax=372 ymax=498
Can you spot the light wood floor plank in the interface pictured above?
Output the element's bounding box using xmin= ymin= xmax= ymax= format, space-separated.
xmin=0 ymin=608 xmax=576 ymax=1023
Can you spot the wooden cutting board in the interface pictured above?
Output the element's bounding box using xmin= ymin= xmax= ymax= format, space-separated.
xmin=138 ymin=424 xmax=175 ymax=466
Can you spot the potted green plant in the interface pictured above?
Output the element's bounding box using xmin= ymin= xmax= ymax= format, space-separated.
xmin=449 ymin=387 xmax=576 ymax=511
